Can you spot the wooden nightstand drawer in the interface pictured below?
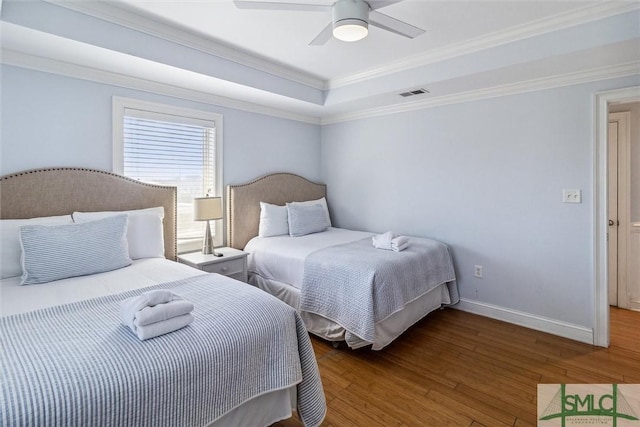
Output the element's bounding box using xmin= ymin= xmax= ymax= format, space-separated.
xmin=201 ymin=258 xmax=244 ymax=275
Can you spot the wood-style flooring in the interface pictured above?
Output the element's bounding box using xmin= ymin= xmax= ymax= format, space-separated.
xmin=274 ymin=306 xmax=640 ymax=427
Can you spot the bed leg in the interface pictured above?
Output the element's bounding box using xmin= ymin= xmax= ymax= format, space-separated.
xmin=331 ymin=341 xmax=341 ymax=349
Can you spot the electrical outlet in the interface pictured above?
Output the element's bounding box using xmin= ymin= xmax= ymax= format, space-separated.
xmin=563 ymin=189 xmax=582 ymax=203
xmin=474 ymin=265 xmax=483 ymax=278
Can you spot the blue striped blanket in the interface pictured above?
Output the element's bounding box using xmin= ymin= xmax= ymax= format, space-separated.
xmin=1 ymin=274 xmax=326 ymax=427
xmin=300 ymin=237 xmax=458 ymax=346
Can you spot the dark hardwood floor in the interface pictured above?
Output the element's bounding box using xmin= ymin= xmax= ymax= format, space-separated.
xmin=275 ymin=306 xmax=640 ymax=427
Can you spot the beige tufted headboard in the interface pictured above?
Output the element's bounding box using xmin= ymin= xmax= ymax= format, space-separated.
xmin=0 ymin=167 xmax=177 ymax=260
xmin=226 ymin=173 xmax=327 ymax=250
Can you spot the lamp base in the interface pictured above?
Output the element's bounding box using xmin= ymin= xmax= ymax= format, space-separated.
xmin=201 ymin=221 xmax=223 ymax=257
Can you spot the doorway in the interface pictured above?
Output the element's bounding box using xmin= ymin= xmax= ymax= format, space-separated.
xmin=607 ymin=108 xmax=635 ymax=309
xmin=595 ymin=86 xmax=640 ymax=347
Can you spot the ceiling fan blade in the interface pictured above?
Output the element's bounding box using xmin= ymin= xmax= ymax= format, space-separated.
xmin=369 ymin=10 xmax=425 ymax=38
xmin=233 ymin=1 xmax=331 ymax=12
xmin=309 ymin=22 xmax=333 ymax=46
xmin=367 ymin=0 xmax=404 ymax=11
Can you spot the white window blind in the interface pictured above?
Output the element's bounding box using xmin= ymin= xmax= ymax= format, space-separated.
xmin=117 ymin=102 xmax=221 ymax=253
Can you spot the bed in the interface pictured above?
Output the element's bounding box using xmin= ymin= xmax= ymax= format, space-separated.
xmin=226 ymin=173 xmax=459 ymax=350
xmin=0 ymin=168 xmax=326 ymax=427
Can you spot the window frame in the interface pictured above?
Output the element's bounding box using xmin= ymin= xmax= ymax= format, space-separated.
xmin=112 ymin=97 xmax=224 ymax=254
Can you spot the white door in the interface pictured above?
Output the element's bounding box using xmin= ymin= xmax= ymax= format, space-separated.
xmin=608 ymin=112 xmax=632 ymax=309
xmin=608 ymin=120 xmax=619 ymax=306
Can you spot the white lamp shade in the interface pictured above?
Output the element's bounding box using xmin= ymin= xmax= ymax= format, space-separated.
xmin=333 ymin=20 xmax=368 ymax=42
xmin=193 ymin=197 xmax=223 ymax=221
xmin=332 ymin=0 xmax=369 ymax=42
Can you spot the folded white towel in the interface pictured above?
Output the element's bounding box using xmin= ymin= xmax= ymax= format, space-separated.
xmin=372 ymin=231 xmax=394 ymax=250
xmin=391 ymin=236 xmax=410 ymax=252
xmin=134 ymin=313 xmax=194 ymax=341
xmin=134 ymin=300 xmax=194 ymax=327
xmin=120 ymin=289 xmax=189 ymax=331
xmin=372 ymin=232 xmax=410 ymax=252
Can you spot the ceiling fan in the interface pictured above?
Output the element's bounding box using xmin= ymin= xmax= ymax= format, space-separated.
xmin=233 ymin=0 xmax=425 ymax=45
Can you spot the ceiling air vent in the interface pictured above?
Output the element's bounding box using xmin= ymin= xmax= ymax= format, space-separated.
xmin=399 ymin=88 xmax=429 ymax=98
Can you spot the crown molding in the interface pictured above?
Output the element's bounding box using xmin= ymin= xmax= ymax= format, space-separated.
xmin=327 ymin=2 xmax=640 ymax=90
xmin=3 ymin=13 xmax=637 ymax=128
xmin=321 ymin=61 xmax=640 ymax=124
xmin=1 ymin=48 xmax=322 ymax=125
xmin=41 ymin=0 xmax=639 ymax=96
xmin=44 ymin=0 xmax=325 ymax=90
xmin=3 ymin=45 xmax=636 ymax=127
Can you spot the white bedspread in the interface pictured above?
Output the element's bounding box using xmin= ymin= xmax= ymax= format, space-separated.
xmin=2 ymin=274 xmax=326 ymax=427
xmin=0 ymin=258 xmax=325 ymax=426
xmin=244 ymin=227 xmax=374 ymax=288
xmin=0 ymin=258 xmax=205 ymax=317
xmin=301 ymin=236 xmax=457 ymax=344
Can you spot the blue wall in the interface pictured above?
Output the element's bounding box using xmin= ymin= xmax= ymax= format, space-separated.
xmin=321 ymin=75 xmax=640 ymax=329
xmin=0 ymin=65 xmax=321 ymax=185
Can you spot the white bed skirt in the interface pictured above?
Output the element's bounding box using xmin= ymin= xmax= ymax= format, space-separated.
xmin=250 ymin=273 xmax=451 ymax=350
xmin=209 ymin=386 xmax=296 ymax=427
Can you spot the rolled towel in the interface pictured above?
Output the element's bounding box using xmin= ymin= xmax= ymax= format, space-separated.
xmin=391 ymin=236 xmax=410 ymax=252
xmin=134 ymin=313 xmax=194 ymax=341
xmin=372 ymin=231 xmax=395 ymax=250
xmin=134 ymin=300 xmax=194 ymax=327
xmin=120 ymin=289 xmax=185 ymax=330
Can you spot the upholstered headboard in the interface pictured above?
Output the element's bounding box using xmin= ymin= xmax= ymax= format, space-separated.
xmin=226 ymin=173 xmax=327 ymax=250
xmin=0 ymin=167 xmax=177 ymax=260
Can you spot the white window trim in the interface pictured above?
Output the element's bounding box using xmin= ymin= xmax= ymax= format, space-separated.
xmin=112 ymin=97 xmax=224 ymax=253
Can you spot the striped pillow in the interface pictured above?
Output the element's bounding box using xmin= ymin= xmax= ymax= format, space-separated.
xmin=0 ymin=215 xmax=73 ymax=279
xmin=20 ymin=214 xmax=132 ymax=285
xmin=288 ymin=197 xmax=332 ymax=227
xmin=287 ymin=203 xmax=328 ymax=237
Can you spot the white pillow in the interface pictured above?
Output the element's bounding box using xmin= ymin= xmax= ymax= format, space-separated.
xmin=287 ymin=203 xmax=328 ymax=237
xmin=0 ymin=214 xmax=73 ymax=279
xmin=73 ymin=207 xmax=165 ymax=259
xmin=20 ymin=215 xmax=132 ymax=285
xmin=288 ymin=197 xmax=332 ymax=227
xmin=258 ymin=202 xmax=289 ymax=237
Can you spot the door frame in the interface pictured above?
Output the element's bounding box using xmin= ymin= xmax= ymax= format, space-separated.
xmin=594 ymin=86 xmax=639 ymax=347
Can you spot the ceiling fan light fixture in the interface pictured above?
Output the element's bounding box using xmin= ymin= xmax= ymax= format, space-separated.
xmin=235 ymin=0 xmax=426 ymax=46
xmin=331 ymin=0 xmax=370 ymax=42
xmin=333 ymin=19 xmax=368 ymax=42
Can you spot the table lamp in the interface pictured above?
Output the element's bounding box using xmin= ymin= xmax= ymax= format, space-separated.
xmin=193 ymin=196 xmax=223 ymax=256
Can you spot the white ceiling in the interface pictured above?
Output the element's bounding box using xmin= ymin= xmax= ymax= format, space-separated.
xmin=123 ymin=0 xmax=600 ymax=81
xmin=1 ymin=0 xmax=638 ymax=123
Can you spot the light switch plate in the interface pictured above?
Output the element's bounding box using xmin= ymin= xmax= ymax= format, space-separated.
xmin=563 ymin=189 xmax=581 ymax=203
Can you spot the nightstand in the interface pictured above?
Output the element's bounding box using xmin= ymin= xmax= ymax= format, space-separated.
xmin=178 ymin=247 xmax=248 ymax=282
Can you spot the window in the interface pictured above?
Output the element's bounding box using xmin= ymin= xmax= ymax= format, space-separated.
xmin=113 ymin=98 xmax=223 ymax=253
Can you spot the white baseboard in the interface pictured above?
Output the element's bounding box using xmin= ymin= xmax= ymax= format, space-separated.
xmin=454 ymin=298 xmax=594 ymax=345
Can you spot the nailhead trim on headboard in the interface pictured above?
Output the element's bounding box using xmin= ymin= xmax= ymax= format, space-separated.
xmin=1 ymin=167 xmax=178 ymax=260
xmin=226 ymin=173 xmax=327 ymax=250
